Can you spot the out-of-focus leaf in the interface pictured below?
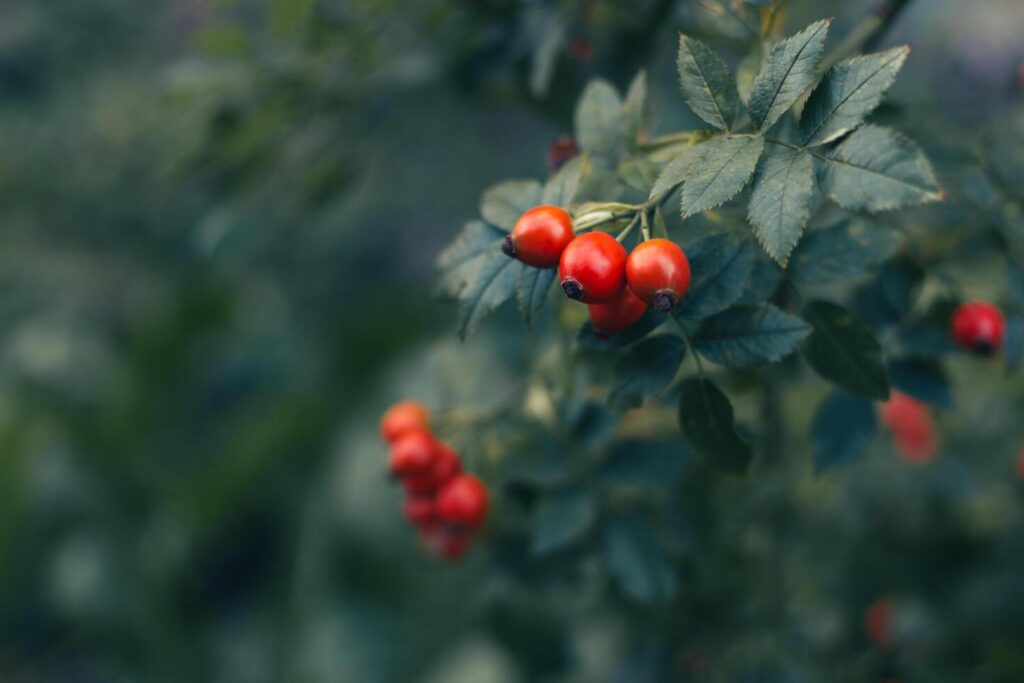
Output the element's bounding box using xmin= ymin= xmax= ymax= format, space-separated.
xmin=543 ymin=156 xmax=584 ymax=207
xmin=621 ymin=71 xmax=648 ymax=146
xmin=788 ymin=220 xmax=903 ymax=286
xmin=600 ymin=440 xmax=689 ymax=488
xmin=618 ymin=158 xmax=660 ymax=194
xmin=480 ymin=180 xmax=543 ymax=231
xmin=532 ymin=485 xmax=597 ymax=556
xmin=678 ymin=378 xmax=751 ymax=472
xmin=889 ymin=358 xmax=953 ymax=408
xmin=517 ymin=266 xmax=556 ymax=327
xmin=678 ymin=235 xmax=755 ymax=323
xmin=608 ymin=335 xmax=686 ymax=410
xmin=748 ymin=20 xmax=830 ymax=132
xmin=575 ymin=79 xmax=623 ymax=160
xmin=578 ymin=310 xmax=668 ymax=351
xmin=692 ymin=305 xmax=810 ymax=367
xmin=812 ymin=392 xmax=877 ymax=473
xmin=603 ymin=515 xmax=678 ymax=603
xmin=803 ymin=301 xmax=890 ymax=399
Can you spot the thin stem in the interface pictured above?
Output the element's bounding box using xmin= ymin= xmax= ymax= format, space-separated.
xmin=640 ymin=211 xmax=651 ymax=242
xmin=672 ymin=314 xmax=707 ymax=380
xmin=761 ymin=0 xmax=784 ymax=40
xmin=821 ymin=0 xmax=915 ymax=71
xmin=616 ymin=213 xmax=641 ymax=243
xmin=637 ymin=129 xmax=713 ymax=152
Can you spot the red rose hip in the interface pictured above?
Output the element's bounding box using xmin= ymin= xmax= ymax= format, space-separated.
xmin=588 ymin=286 xmax=648 ymax=337
xmin=951 ymin=301 xmax=1004 ymax=356
xmin=559 ymin=232 xmax=627 ymax=303
xmin=379 ymin=400 xmax=429 ymax=443
xmin=626 ymin=238 xmax=691 ymax=312
xmin=403 ymin=495 xmax=437 ymax=527
xmin=880 ymin=392 xmax=937 ymax=464
xmin=436 ymin=474 xmax=490 ymax=529
xmin=388 ymin=429 xmax=438 ymax=478
xmin=502 ymin=206 xmax=574 ymax=269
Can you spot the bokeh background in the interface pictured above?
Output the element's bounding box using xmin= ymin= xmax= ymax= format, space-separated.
xmin=2 ymin=1 xmax=1024 ymax=681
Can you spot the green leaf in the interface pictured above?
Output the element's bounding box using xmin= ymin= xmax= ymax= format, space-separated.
xmin=693 ymin=305 xmax=810 ymax=367
xmin=618 ymin=157 xmax=661 ymax=194
xmin=788 ymin=220 xmax=902 ymax=286
xmin=888 ymin=358 xmax=952 ymax=408
xmin=677 ymin=378 xmax=751 ymax=472
xmin=800 ymin=46 xmax=910 ymax=147
xmin=621 ymin=71 xmax=648 ymax=145
xmin=600 ymin=440 xmax=689 ymax=488
xmin=517 ymin=266 xmax=556 ymax=327
xmin=575 ymin=79 xmax=623 ymax=159
xmin=818 ymin=125 xmax=943 ymax=212
xmin=678 ymin=234 xmax=755 ymax=323
xmin=436 ymin=222 xmax=521 ymax=337
xmin=648 ymin=144 xmax=706 ymax=199
xmin=802 ymin=301 xmax=890 ymax=399
xmin=531 ymin=485 xmax=597 ymax=556
xmin=812 ymin=392 xmax=877 ymax=473
xmin=559 ymin=401 xmax=620 ymax=448
xmin=680 ymin=135 xmax=764 ymax=219
xmin=480 ymin=180 xmax=543 ymax=231
xmin=736 ymin=248 xmax=783 ymax=306
xmin=747 ymin=144 xmax=814 ymax=265
xmin=748 ymin=20 xmax=830 ymax=132
xmin=436 ymin=221 xmax=507 ymax=296
xmin=608 ymin=335 xmax=687 ymax=410
xmin=578 ymin=310 xmax=667 ymax=351
xmin=603 ymin=516 xmax=678 ymax=603
xmin=676 ymin=34 xmax=742 ymax=130
xmin=542 ymin=156 xmax=584 ymax=207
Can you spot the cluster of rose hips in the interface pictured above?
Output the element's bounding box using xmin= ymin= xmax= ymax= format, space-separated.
xmin=379 ymin=401 xmax=489 ymax=560
xmin=502 ymin=205 xmax=691 ymax=335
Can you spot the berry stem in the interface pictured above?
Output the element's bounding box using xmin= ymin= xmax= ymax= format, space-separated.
xmin=672 ymin=314 xmax=707 ymax=381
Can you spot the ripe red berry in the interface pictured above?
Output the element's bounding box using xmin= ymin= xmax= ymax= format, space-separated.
xmin=388 ymin=429 xmax=438 ymax=478
xmin=420 ymin=526 xmax=471 ymax=560
xmin=436 ymin=474 xmax=490 ymax=529
xmin=626 ymin=238 xmax=691 ymax=312
xmin=547 ymin=136 xmax=579 ymax=173
xmin=559 ymin=232 xmax=627 ymax=303
xmin=588 ymin=285 xmax=648 ymax=337
xmin=502 ymin=206 xmax=575 ymax=269
xmin=864 ymin=598 xmax=893 ymax=649
xmin=951 ymin=301 xmax=1004 ymax=356
xmin=403 ymin=442 xmax=462 ymax=494
xmin=880 ymin=392 xmax=937 ymax=464
xmin=403 ymin=494 xmax=437 ymax=526
xmin=379 ymin=400 xmax=430 ymax=443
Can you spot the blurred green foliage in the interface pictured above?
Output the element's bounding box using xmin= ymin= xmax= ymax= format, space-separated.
xmin=1 ymin=1 xmax=1024 ymax=682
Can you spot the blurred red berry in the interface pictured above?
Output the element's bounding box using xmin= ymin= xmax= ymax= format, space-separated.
xmin=379 ymin=400 xmax=429 ymax=443
xmin=880 ymin=392 xmax=938 ymax=464
xmin=503 ymin=206 xmax=575 ymax=268
xmin=864 ymin=598 xmax=893 ymax=648
xmin=436 ymin=474 xmax=490 ymax=529
xmin=403 ymin=495 xmax=437 ymax=527
xmin=951 ymin=301 xmax=1004 ymax=356
xmin=1017 ymin=447 xmax=1024 ymax=482
xmin=547 ymin=136 xmax=579 ymax=173
xmin=420 ymin=526 xmax=471 ymax=561
xmin=568 ymin=37 xmax=594 ymax=62
xmin=388 ymin=429 xmax=438 ymax=478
